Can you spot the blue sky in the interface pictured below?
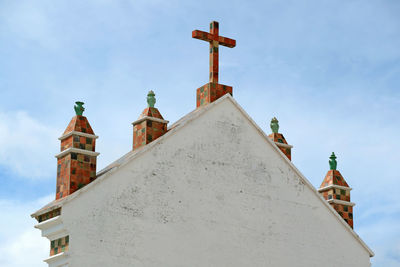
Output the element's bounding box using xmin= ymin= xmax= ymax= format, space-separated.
xmin=0 ymin=0 xmax=399 ymax=266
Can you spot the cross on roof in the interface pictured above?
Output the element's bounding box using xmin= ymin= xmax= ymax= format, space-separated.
xmin=192 ymin=21 xmax=236 ymax=84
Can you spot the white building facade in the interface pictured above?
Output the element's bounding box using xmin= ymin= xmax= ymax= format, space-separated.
xmin=32 ymin=95 xmax=373 ymax=267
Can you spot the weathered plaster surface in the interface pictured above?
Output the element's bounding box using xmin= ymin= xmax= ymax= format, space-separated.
xmin=62 ymin=97 xmax=371 ymax=266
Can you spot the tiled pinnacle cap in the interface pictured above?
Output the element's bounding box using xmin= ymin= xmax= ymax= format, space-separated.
xmin=63 ymin=102 xmax=95 ymax=135
xmin=320 ymin=153 xmax=350 ymax=188
xmin=268 ymin=117 xmax=289 ymax=145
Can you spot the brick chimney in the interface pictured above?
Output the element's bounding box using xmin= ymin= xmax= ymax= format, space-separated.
xmin=318 ymin=152 xmax=355 ymax=228
xmin=268 ymin=117 xmax=292 ymax=160
xmin=55 ymin=102 xmax=99 ymax=199
xmin=132 ymin=91 xmax=168 ymax=150
xmin=192 ymin=21 xmax=236 ymax=108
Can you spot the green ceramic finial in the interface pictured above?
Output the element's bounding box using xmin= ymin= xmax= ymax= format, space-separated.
xmin=270 ymin=117 xmax=279 ymax=133
xmin=147 ymin=90 xmax=156 ymax=108
xmin=74 ymin=101 xmax=85 ymax=116
xmin=329 ymin=152 xmax=337 ymax=170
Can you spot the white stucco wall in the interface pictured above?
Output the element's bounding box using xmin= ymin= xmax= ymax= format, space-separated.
xmin=61 ymin=97 xmax=371 ymax=267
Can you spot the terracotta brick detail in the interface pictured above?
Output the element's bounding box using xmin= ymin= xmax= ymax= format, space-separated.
xmin=268 ymin=133 xmax=292 ymax=160
xmin=56 ymin=153 xmax=97 ymax=199
xmin=319 ymin=169 xmax=353 ymax=228
xmin=56 ymin=115 xmax=98 ymax=200
xmin=50 ymin=236 xmax=69 ymax=256
xmin=268 ymin=133 xmax=287 ymax=144
xmin=193 ymin=21 xmax=236 ymax=107
xmin=133 ymin=107 xmax=168 ymax=150
xmin=138 ymin=107 xmax=164 ymax=120
xmin=277 ymin=146 xmax=291 ymax=160
xmin=61 ymin=134 xmax=96 ymax=152
xmin=60 ymin=136 xmax=73 ymax=151
xmin=320 ymin=188 xmax=351 ymax=202
xmin=37 ymin=208 xmax=61 ymax=223
xmin=320 ymin=170 xmax=349 ymax=188
xmin=133 ymin=120 xmax=167 ymax=149
xmin=196 ymin=82 xmax=233 ymax=107
xmin=331 ymin=203 xmax=353 ymax=228
xmin=63 ymin=115 xmax=94 ymax=135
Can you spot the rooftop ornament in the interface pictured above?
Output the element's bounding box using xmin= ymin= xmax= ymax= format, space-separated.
xmin=329 ymin=152 xmax=337 ymax=170
xmin=270 ymin=117 xmax=279 ymax=133
xmin=147 ymin=90 xmax=156 ymax=108
xmin=192 ymin=21 xmax=236 ymax=84
xmin=74 ymin=101 xmax=85 ymax=116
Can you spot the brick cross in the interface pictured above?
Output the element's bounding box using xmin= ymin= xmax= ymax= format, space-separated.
xmin=192 ymin=21 xmax=236 ymax=84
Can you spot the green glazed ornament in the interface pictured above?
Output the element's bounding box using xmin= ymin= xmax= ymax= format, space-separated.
xmin=147 ymin=90 xmax=156 ymax=108
xmin=270 ymin=117 xmax=279 ymax=133
xmin=329 ymin=152 xmax=337 ymax=170
xmin=74 ymin=101 xmax=85 ymax=116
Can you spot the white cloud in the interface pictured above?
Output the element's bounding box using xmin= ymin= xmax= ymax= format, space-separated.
xmin=0 ymin=195 xmax=52 ymax=267
xmin=0 ymin=111 xmax=60 ymax=179
xmin=0 ymin=1 xmax=59 ymax=49
xmin=0 ymin=229 xmax=48 ymax=267
xmin=358 ymin=217 xmax=400 ymax=267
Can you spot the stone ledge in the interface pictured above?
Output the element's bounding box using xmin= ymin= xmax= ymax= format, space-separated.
xmin=58 ymin=130 xmax=99 ymax=141
xmin=318 ymin=184 xmax=352 ymax=192
xmin=44 ymin=252 xmax=68 ymax=267
xmin=274 ymin=142 xmax=293 ymax=149
xmin=55 ymin=147 xmax=100 ymax=158
xmin=327 ymin=199 xmax=356 ymax=207
xmin=132 ymin=116 xmax=169 ymax=126
xmin=34 ymin=216 xmax=68 ymax=240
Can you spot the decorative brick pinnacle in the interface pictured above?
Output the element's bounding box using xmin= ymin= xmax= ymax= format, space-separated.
xmin=132 ymin=91 xmax=168 ymax=150
xmin=56 ymin=102 xmax=99 ymax=199
xmin=319 ymin=153 xmax=353 ymax=228
xmin=268 ymin=118 xmax=292 ymax=160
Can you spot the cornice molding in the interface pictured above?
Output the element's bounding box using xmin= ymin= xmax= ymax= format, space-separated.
xmin=132 ymin=116 xmax=169 ymax=126
xmin=55 ymin=147 xmax=100 ymax=158
xmin=274 ymin=142 xmax=293 ymax=149
xmin=59 ymin=131 xmax=99 ymax=141
xmin=34 ymin=215 xmax=68 ymax=241
xmin=318 ymin=184 xmax=352 ymax=192
xmin=44 ymin=252 xmax=68 ymax=267
xmin=327 ymin=199 xmax=356 ymax=207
